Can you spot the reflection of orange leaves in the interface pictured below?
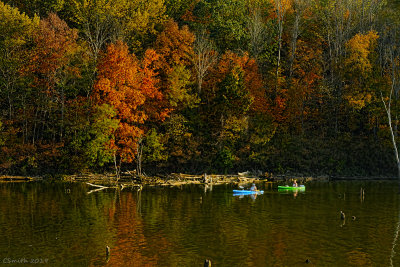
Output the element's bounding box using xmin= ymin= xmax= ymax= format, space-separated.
xmin=100 ymin=194 xmax=171 ymax=267
xmin=346 ymin=249 xmax=372 ymax=266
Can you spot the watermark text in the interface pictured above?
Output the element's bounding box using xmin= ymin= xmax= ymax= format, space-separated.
xmin=3 ymin=258 xmax=49 ymax=264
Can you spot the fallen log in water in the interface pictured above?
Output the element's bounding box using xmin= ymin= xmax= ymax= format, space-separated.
xmin=0 ymin=176 xmax=37 ymax=181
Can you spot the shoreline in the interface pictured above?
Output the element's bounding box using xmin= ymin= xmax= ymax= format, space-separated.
xmin=0 ymin=173 xmax=397 ymax=187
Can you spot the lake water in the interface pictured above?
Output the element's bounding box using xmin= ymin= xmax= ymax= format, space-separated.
xmin=0 ymin=180 xmax=399 ymax=266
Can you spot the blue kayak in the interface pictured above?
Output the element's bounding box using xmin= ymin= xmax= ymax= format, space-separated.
xmin=233 ymin=189 xmax=264 ymax=195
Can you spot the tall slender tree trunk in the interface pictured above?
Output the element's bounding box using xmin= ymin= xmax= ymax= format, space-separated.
xmin=136 ymin=138 xmax=143 ymax=176
xmin=114 ymin=152 xmax=120 ymax=182
xmin=274 ymin=0 xmax=285 ymax=91
xmin=381 ymin=90 xmax=400 ymax=181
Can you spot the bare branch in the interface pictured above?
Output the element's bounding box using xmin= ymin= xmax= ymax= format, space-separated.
xmin=193 ymin=30 xmax=218 ymax=94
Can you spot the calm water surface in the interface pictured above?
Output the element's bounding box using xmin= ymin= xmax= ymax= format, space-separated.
xmin=0 ymin=181 xmax=399 ymax=266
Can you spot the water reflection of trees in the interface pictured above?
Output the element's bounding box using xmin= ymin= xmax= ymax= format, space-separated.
xmin=104 ymin=192 xmax=168 ymax=266
xmin=0 ymin=182 xmax=114 ymax=266
xmin=1 ymin=182 xmax=400 ymax=265
xmin=390 ymin=196 xmax=400 ymax=267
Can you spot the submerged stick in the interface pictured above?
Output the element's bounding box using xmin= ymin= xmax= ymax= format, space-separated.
xmin=86 ymin=182 xmax=110 ymax=194
xmin=87 ymin=188 xmax=107 ymax=194
xmin=86 ymin=182 xmax=108 ymax=189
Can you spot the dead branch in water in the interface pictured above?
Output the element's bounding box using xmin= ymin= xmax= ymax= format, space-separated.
xmin=86 ymin=182 xmax=108 ymax=189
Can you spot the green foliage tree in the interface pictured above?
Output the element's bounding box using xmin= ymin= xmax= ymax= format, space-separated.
xmin=3 ymin=0 xmax=65 ymax=16
xmin=142 ymin=128 xmax=168 ymax=165
xmin=167 ymin=65 xmax=199 ymax=109
xmin=66 ymin=0 xmax=166 ymax=57
xmin=85 ymin=104 xmax=119 ymax=168
xmin=188 ymin=0 xmax=249 ymax=51
xmin=164 ymin=0 xmax=196 ymax=24
xmin=0 ymin=1 xmax=38 ymax=121
xmin=215 ymin=65 xmax=253 ymax=118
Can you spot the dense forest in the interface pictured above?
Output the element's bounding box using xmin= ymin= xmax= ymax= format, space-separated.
xmin=1 ymin=0 xmax=400 ymax=177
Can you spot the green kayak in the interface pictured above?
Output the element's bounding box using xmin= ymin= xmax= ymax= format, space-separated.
xmin=278 ymin=185 xmax=305 ymax=190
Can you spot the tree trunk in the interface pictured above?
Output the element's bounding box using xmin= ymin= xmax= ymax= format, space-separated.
xmin=113 ymin=152 xmax=120 ymax=182
xmin=274 ymin=0 xmax=285 ymax=91
xmin=194 ymin=30 xmax=217 ymax=94
xmin=136 ymin=138 xmax=143 ymax=176
xmin=381 ymin=91 xmax=400 ymax=181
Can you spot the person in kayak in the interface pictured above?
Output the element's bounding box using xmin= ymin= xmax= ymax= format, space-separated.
xmin=292 ymin=180 xmax=298 ymax=187
xmin=250 ymin=183 xmax=257 ymax=191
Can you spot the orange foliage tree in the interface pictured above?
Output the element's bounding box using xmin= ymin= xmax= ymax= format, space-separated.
xmin=286 ymin=38 xmax=323 ymax=133
xmin=155 ymin=19 xmax=195 ymax=76
xmin=94 ymin=41 xmax=166 ymax=174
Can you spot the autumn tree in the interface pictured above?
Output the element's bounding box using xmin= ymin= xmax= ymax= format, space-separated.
xmin=94 ymin=41 xmax=165 ymax=176
xmin=247 ymin=0 xmax=273 ymax=60
xmin=2 ymin=0 xmax=65 ymax=16
xmin=0 ymin=2 xmax=38 ymax=121
xmin=273 ymin=0 xmax=291 ymax=90
xmin=313 ymin=0 xmax=384 ymax=134
xmin=154 ymin=19 xmax=196 ymax=108
xmin=164 ymin=0 xmax=197 ymax=24
xmin=287 ymin=0 xmax=310 ymax=81
xmin=286 ymin=38 xmax=323 ymax=134
xmin=155 ymin=19 xmax=195 ymax=75
xmin=27 ymin=13 xmax=80 ymax=144
xmin=213 ymin=65 xmax=251 ymax=172
xmin=344 ymin=31 xmax=379 ymax=110
xmin=153 ymin=19 xmax=201 ymax=170
xmin=202 ymin=51 xmax=274 ymax=171
xmin=185 ymin=0 xmax=250 ymax=51
xmin=66 ymin=0 xmax=166 ymax=61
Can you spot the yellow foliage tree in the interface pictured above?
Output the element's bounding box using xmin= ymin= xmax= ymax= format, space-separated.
xmin=0 ymin=2 xmax=39 ymax=120
xmin=68 ymin=0 xmax=166 ymax=55
xmin=345 ymin=30 xmax=379 ymax=75
xmin=344 ymin=30 xmax=379 ymax=110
